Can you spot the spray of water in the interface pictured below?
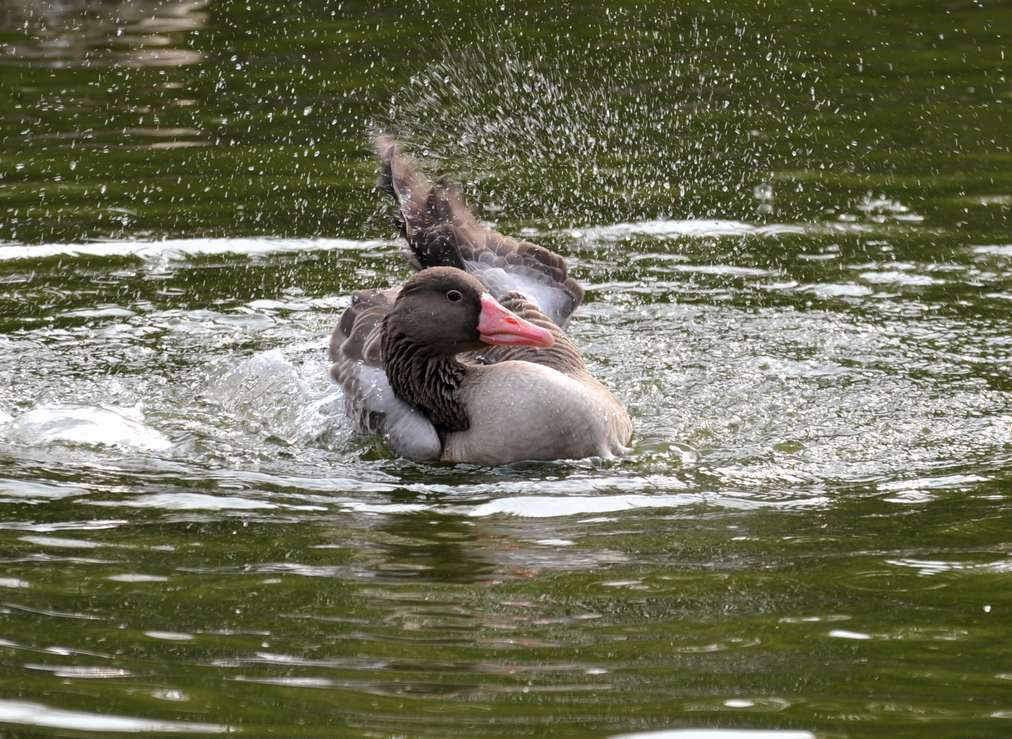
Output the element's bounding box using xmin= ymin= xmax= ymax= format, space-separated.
xmin=377 ymin=11 xmax=819 ymax=228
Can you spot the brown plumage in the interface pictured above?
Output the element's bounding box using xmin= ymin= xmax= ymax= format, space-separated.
xmin=328 ymin=137 xmax=631 ymax=464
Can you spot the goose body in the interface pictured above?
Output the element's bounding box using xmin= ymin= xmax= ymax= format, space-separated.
xmin=328 ymin=137 xmax=632 ymax=464
xmin=444 ymin=362 xmax=630 ymax=463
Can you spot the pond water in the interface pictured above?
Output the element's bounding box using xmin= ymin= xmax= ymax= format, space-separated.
xmin=1 ymin=1 xmax=1010 ymax=736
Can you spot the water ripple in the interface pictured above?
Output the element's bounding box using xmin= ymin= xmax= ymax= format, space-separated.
xmin=0 ymin=699 xmax=230 ymax=733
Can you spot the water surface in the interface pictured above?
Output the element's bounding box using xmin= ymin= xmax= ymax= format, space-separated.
xmin=1 ymin=1 xmax=1010 ymax=736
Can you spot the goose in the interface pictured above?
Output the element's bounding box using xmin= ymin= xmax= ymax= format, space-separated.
xmin=328 ymin=136 xmax=631 ymax=464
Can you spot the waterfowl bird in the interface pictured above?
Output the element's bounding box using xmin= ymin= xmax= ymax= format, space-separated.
xmin=328 ymin=136 xmax=631 ymax=464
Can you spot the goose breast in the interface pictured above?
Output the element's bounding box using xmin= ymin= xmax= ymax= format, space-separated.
xmin=442 ymin=361 xmax=631 ymax=464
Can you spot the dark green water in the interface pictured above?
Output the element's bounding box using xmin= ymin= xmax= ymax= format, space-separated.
xmin=1 ymin=1 xmax=1010 ymax=736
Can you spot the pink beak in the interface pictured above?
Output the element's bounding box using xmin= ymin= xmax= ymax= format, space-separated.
xmin=477 ymin=294 xmax=555 ymax=348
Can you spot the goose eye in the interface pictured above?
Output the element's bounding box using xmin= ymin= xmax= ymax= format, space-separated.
xmin=446 ymin=289 xmax=463 ymax=303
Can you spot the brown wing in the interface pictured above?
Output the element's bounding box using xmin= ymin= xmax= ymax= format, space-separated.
xmin=329 ymin=287 xmax=442 ymax=460
xmin=375 ymin=135 xmax=584 ymax=328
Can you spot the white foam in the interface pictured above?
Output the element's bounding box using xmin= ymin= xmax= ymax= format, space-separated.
xmin=20 ymin=535 xmax=101 ymax=549
xmin=668 ymin=264 xmax=773 ymax=277
xmin=567 ymin=219 xmax=883 ymax=243
xmin=613 ymin=731 xmax=814 ymax=739
xmin=0 ymin=479 xmax=89 ymax=500
xmin=3 ymin=405 xmax=172 ymax=452
xmin=570 ymin=219 xmax=766 ymax=240
xmin=466 ymin=491 xmax=827 ymax=518
xmin=0 ymin=698 xmax=230 ymax=733
xmin=0 ymin=237 xmax=387 ymax=263
xmin=469 ymin=493 xmax=701 ymax=518
xmin=859 ymin=270 xmax=944 ymax=286
xmin=144 ymin=631 xmax=194 ymax=641
xmin=880 ymin=474 xmax=989 ymax=491
xmin=106 ymin=574 xmax=170 ymax=583
xmin=86 ymin=493 xmax=282 ymax=511
xmin=330 ymin=498 xmax=431 ymax=515
xmin=802 ymin=283 xmax=873 ymax=298
xmin=828 ymin=629 xmax=872 ymax=640
xmin=24 ymin=664 xmax=132 ymax=679
xmin=973 ymin=244 xmax=1012 ymax=257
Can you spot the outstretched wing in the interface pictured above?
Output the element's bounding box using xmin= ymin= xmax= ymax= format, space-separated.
xmin=375 ymin=135 xmax=584 ymax=327
xmin=328 ymin=288 xmax=441 ymax=461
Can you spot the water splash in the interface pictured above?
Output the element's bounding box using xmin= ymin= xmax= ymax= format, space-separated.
xmin=2 ymin=404 xmax=172 ymax=452
xmin=378 ymin=12 xmax=821 ymax=226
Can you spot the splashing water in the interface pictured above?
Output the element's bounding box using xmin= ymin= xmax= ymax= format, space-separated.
xmin=1 ymin=0 xmax=1011 ymax=735
xmin=379 ymin=13 xmax=823 ymax=227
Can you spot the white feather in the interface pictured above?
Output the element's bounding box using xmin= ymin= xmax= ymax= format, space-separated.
xmin=356 ymin=365 xmax=441 ymax=460
xmin=464 ymin=262 xmax=569 ymax=323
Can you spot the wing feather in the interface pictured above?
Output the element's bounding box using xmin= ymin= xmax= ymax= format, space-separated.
xmin=374 ymin=135 xmax=584 ymax=327
xmin=329 ymin=288 xmax=441 ymax=461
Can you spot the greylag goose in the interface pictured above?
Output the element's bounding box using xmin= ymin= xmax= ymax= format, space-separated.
xmin=328 ymin=136 xmax=632 ymax=464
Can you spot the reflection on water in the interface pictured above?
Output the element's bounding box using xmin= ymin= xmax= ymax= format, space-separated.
xmin=0 ymin=0 xmax=206 ymax=67
xmin=0 ymin=225 xmax=1001 ymax=732
xmin=0 ymin=698 xmax=231 ymax=733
